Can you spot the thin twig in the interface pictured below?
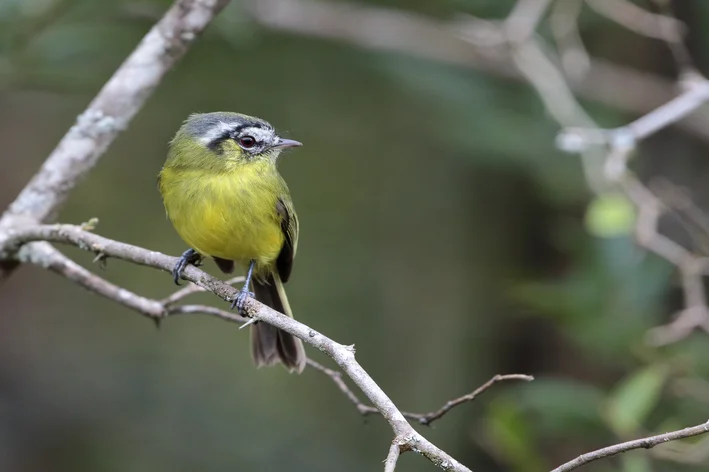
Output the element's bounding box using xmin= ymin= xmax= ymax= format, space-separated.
xmin=551 ymin=420 xmax=709 ymax=472
xmin=161 ymin=277 xmax=244 ymax=306
xmin=410 ymin=374 xmax=534 ymax=426
xmin=308 ymin=358 xmax=533 ymax=426
xmin=168 ymin=304 xmax=248 ymax=323
xmin=162 ymin=283 xmax=211 ymax=306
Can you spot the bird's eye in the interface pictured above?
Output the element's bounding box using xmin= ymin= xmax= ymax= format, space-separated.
xmin=237 ymin=136 xmax=257 ymax=149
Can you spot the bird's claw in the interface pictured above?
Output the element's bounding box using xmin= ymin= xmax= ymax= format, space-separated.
xmin=231 ymin=287 xmax=255 ymax=314
xmin=172 ymin=261 xmax=187 ymax=285
xmin=172 ymin=248 xmax=201 ymax=285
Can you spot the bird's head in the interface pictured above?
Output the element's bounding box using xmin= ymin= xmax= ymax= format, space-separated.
xmin=166 ymin=112 xmax=301 ymax=171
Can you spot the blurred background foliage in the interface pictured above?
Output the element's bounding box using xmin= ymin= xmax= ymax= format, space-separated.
xmin=2 ymin=0 xmax=709 ymax=471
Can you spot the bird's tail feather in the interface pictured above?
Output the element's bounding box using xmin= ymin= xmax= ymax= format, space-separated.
xmin=251 ymin=273 xmax=306 ymax=373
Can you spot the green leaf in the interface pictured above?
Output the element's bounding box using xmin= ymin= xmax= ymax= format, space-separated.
xmin=585 ymin=193 xmax=636 ymax=238
xmin=604 ymin=364 xmax=669 ymax=436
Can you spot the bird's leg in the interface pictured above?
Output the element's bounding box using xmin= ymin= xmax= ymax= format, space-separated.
xmin=172 ymin=248 xmax=202 ymax=285
xmin=231 ymin=259 xmax=256 ymax=314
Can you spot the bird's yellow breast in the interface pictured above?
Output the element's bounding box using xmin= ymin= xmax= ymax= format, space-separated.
xmin=159 ymin=164 xmax=284 ymax=271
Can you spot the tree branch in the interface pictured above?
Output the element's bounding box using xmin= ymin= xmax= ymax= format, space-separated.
xmin=0 ymin=0 xmax=231 ymax=282
xmin=0 ymin=223 xmax=471 ymax=471
xmin=483 ymin=0 xmax=709 ymax=348
xmin=16 ymin=241 xmax=250 ymax=326
xmin=551 ymin=420 xmax=709 ymax=472
xmin=6 ymin=225 xmax=518 ymax=469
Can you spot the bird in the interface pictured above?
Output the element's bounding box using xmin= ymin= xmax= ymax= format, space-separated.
xmin=158 ymin=112 xmax=306 ymax=373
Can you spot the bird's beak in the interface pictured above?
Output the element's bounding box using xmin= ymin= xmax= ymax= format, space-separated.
xmin=272 ymin=138 xmax=302 ymax=149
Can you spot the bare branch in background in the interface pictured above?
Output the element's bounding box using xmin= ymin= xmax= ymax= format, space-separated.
xmin=243 ymin=0 xmax=709 ymax=143
xmin=615 ymin=178 xmax=709 ymax=345
xmin=550 ymin=0 xmax=589 ymax=80
xmin=649 ymin=0 xmax=695 ymax=74
xmin=456 ymin=0 xmax=709 ymax=347
xmin=0 ymin=0 xmax=232 ymax=283
xmin=555 ymin=28 xmax=709 ymax=347
xmin=503 ymin=0 xmax=552 ymax=43
xmin=456 ymin=3 xmax=709 ymax=466
xmin=586 ymin=0 xmax=685 ymax=42
xmin=551 ymin=420 xmax=709 ymax=472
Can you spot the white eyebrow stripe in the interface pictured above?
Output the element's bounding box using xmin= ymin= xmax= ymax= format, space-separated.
xmin=199 ymin=121 xmax=238 ymax=145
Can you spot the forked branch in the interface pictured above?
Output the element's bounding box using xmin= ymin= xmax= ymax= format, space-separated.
xmin=0 ymin=223 xmax=471 ymax=472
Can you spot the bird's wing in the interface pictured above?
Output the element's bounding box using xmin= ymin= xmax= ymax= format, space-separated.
xmin=275 ymin=197 xmax=299 ymax=283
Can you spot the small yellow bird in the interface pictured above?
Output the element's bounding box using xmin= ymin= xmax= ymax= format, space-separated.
xmin=158 ymin=112 xmax=306 ymax=373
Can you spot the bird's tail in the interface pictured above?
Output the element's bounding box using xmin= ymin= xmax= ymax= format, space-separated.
xmin=251 ymin=272 xmax=306 ymax=373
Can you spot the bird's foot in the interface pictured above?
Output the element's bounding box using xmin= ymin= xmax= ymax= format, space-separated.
xmin=231 ymin=286 xmax=255 ymax=314
xmin=172 ymin=248 xmax=202 ymax=285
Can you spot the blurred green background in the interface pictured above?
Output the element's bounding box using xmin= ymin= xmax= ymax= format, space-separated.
xmin=2 ymin=0 xmax=709 ymax=471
